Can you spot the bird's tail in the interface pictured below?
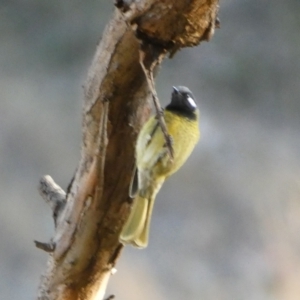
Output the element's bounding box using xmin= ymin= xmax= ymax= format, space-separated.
xmin=119 ymin=193 xmax=155 ymax=249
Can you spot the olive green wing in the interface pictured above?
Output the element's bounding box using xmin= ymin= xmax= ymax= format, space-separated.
xmin=136 ymin=116 xmax=168 ymax=173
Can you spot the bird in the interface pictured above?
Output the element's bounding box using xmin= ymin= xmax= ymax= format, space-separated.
xmin=119 ymin=86 xmax=200 ymax=248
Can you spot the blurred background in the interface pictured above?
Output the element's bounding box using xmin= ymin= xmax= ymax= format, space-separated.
xmin=1 ymin=1 xmax=300 ymax=299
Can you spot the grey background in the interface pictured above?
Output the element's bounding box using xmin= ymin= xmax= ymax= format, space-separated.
xmin=1 ymin=1 xmax=300 ymax=299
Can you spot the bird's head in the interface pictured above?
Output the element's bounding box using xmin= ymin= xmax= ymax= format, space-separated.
xmin=166 ymin=86 xmax=198 ymax=118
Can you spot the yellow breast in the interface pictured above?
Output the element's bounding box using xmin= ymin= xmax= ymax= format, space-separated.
xmin=136 ymin=110 xmax=200 ymax=179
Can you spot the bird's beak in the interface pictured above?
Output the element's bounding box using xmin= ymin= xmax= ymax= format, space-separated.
xmin=172 ymin=86 xmax=179 ymax=94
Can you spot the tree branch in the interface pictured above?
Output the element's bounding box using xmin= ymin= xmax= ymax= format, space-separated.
xmin=36 ymin=1 xmax=219 ymax=299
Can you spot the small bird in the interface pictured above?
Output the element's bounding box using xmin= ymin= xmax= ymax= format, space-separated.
xmin=120 ymin=86 xmax=200 ymax=248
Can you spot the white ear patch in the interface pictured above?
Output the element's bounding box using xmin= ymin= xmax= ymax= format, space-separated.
xmin=187 ymin=95 xmax=197 ymax=108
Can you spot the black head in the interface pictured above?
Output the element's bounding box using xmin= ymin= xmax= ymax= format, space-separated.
xmin=165 ymin=86 xmax=198 ymax=119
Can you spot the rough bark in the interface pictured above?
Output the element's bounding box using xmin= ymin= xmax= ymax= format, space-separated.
xmin=36 ymin=1 xmax=219 ymax=299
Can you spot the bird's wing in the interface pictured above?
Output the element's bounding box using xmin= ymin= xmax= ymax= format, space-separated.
xmin=136 ymin=116 xmax=168 ymax=172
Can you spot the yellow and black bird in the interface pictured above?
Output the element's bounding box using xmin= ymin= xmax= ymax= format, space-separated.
xmin=120 ymin=86 xmax=200 ymax=248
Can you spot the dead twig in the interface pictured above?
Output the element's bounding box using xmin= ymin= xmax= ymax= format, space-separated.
xmin=139 ymin=49 xmax=174 ymax=161
xmin=34 ymin=240 xmax=55 ymax=253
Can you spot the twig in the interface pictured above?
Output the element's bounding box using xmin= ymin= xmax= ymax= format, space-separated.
xmin=39 ymin=175 xmax=66 ymax=209
xmin=38 ymin=175 xmax=66 ymax=227
xmin=139 ymin=49 xmax=174 ymax=160
xmin=34 ymin=240 xmax=55 ymax=253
